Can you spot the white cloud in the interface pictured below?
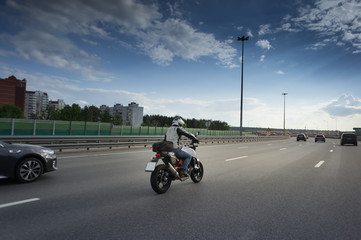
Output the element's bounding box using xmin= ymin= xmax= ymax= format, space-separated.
xmin=290 ymin=0 xmax=361 ymax=53
xmin=275 ymin=70 xmax=284 ymax=75
xmin=323 ymin=94 xmax=361 ymax=117
xmin=78 ymin=100 xmax=89 ymax=106
xmin=137 ymin=18 xmax=237 ymax=67
xmin=256 ymin=39 xmax=272 ymax=50
xmin=247 ymin=29 xmax=254 ymax=38
xmin=305 ymin=42 xmax=327 ymax=50
xmin=1 ymin=0 xmax=238 ymax=72
xmin=258 ymin=24 xmax=272 ymax=35
xmin=260 ymin=55 xmax=265 ymax=62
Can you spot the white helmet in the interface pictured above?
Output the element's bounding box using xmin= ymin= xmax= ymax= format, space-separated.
xmin=172 ymin=117 xmax=185 ymax=127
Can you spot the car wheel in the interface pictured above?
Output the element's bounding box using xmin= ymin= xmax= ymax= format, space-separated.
xmin=16 ymin=158 xmax=43 ymax=183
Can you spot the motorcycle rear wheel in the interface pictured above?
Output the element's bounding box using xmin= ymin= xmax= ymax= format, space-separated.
xmin=150 ymin=164 xmax=172 ymax=194
xmin=190 ymin=161 xmax=204 ymax=183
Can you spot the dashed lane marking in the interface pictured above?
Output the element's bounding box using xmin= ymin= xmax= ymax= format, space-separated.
xmin=315 ymin=161 xmax=325 ymax=168
xmin=225 ymin=156 xmax=248 ymax=162
xmin=0 ymin=198 xmax=40 ymax=209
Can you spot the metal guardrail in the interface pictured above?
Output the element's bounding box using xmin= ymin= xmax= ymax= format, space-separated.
xmin=0 ymin=135 xmax=289 ymax=151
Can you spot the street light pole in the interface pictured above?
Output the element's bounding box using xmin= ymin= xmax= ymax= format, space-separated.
xmin=238 ymin=35 xmax=249 ymax=136
xmin=282 ymin=93 xmax=288 ymax=136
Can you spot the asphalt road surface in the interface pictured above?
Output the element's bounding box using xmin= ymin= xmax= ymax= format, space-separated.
xmin=1 ymin=138 xmax=360 ymax=240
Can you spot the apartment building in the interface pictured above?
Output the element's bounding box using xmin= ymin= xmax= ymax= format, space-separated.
xmin=100 ymin=102 xmax=143 ymax=126
xmin=49 ymin=99 xmax=66 ymax=110
xmin=124 ymin=102 xmax=143 ymax=127
xmin=25 ymin=91 xmax=49 ymax=119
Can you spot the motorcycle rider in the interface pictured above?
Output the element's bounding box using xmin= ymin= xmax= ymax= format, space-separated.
xmin=165 ymin=117 xmax=199 ymax=178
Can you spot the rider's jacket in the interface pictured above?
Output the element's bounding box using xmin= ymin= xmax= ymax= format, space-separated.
xmin=165 ymin=125 xmax=197 ymax=148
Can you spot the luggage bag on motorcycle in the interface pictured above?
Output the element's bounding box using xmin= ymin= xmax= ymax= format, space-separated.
xmin=152 ymin=141 xmax=173 ymax=152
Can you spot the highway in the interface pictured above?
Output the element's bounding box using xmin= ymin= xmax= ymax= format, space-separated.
xmin=1 ymin=138 xmax=361 ymax=239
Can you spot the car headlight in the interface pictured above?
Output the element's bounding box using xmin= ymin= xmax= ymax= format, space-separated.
xmin=41 ymin=149 xmax=55 ymax=158
xmin=41 ymin=149 xmax=54 ymax=154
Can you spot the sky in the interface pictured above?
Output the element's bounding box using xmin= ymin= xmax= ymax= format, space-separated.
xmin=0 ymin=0 xmax=361 ymax=131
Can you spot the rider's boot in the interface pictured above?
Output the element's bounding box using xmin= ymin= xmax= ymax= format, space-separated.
xmin=179 ymin=168 xmax=189 ymax=178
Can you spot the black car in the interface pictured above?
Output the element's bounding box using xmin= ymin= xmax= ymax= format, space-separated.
xmin=0 ymin=141 xmax=57 ymax=183
xmin=315 ymin=135 xmax=325 ymax=142
xmin=297 ymin=134 xmax=307 ymax=141
xmin=340 ymin=133 xmax=358 ymax=146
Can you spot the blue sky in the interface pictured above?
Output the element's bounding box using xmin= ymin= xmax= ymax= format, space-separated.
xmin=0 ymin=0 xmax=361 ymax=131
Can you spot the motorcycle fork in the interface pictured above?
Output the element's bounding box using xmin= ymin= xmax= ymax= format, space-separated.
xmin=192 ymin=157 xmax=200 ymax=170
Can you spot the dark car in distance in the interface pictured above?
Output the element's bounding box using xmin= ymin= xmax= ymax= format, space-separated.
xmin=297 ymin=134 xmax=307 ymax=141
xmin=315 ymin=135 xmax=326 ymax=142
xmin=340 ymin=133 xmax=358 ymax=146
xmin=0 ymin=141 xmax=57 ymax=183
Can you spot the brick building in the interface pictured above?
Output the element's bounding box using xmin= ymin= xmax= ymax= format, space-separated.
xmin=0 ymin=75 xmax=27 ymax=112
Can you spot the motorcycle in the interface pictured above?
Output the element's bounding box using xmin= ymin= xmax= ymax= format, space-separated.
xmin=145 ymin=136 xmax=204 ymax=194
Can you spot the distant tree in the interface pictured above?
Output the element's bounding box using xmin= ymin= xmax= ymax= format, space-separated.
xmin=70 ymin=104 xmax=82 ymax=121
xmin=186 ymin=118 xmax=199 ymax=128
xmin=88 ymin=105 xmax=101 ymax=122
xmin=198 ymin=119 xmax=207 ymax=129
xmin=0 ymin=104 xmax=25 ymax=119
xmin=100 ymin=109 xmax=112 ymax=122
xmin=142 ymin=114 xmax=230 ymax=130
xmin=58 ymin=104 xmax=82 ymax=121
xmin=112 ymin=114 xmax=122 ymax=125
xmin=142 ymin=115 xmax=152 ymax=126
xmin=81 ymin=106 xmax=91 ymax=122
xmin=45 ymin=105 xmax=60 ymax=120
xmin=209 ymin=120 xmax=230 ymax=130
xmin=59 ymin=105 xmax=72 ymax=121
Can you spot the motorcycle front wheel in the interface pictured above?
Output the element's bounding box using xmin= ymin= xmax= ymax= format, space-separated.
xmin=190 ymin=161 xmax=204 ymax=183
xmin=150 ymin=164 xmax=172 ymax=194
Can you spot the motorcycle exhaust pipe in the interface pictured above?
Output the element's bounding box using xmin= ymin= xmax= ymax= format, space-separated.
xmin=167 ymin=164 xmax=180 ymax=179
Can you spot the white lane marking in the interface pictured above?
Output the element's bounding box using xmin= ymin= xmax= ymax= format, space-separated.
xmin=59 ymin=150 xmax=150 ymax=159
xmin=267 ymin=144 xmax=273 ymax=146
xmin=0 ymin=198 xmax=40 ymax=209
xmin=330 ymin=149 xmax=333 ymax=153
xmin=315 ymin=161 xmax=325 ymax=168
xmin=237 ymin=146 xmax=249 ymax=149
xmin=225 ymin=156 xmax=248 ymax=162
xmin=280 ymin=148 xmax=287 ymax=151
